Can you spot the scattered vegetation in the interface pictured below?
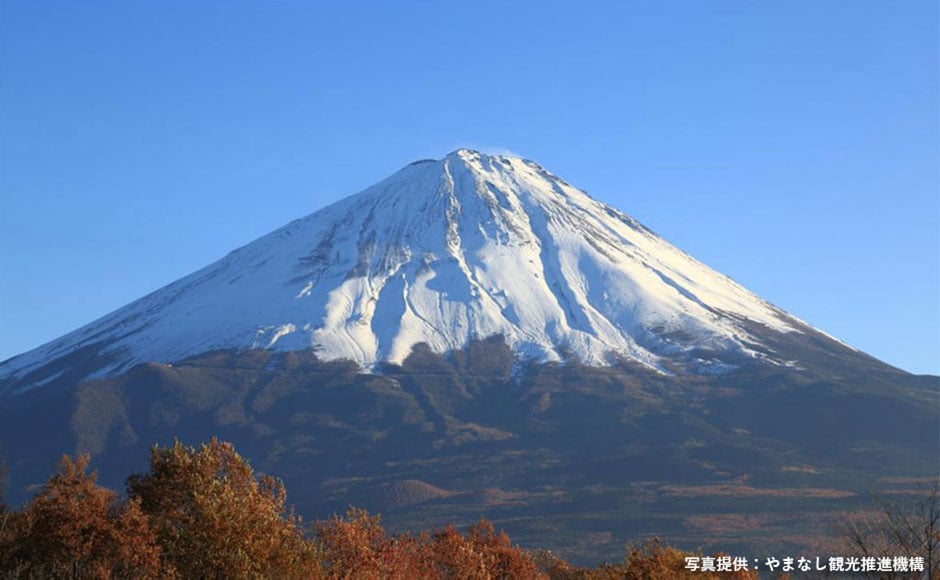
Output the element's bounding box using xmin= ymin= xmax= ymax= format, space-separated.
xmin=835 ymin=478 xmax=940 ymax=579
xmin=0 ymin=438 xmax=929 ymax=578
xmin=6 ymin=343 xmax=936 ymax=566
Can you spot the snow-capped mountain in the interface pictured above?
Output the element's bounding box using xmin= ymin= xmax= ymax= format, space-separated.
xmin=2 ymin=151 xmax=936 ymax=561
xmin=2 ymin=149 xmax=829 ymax=393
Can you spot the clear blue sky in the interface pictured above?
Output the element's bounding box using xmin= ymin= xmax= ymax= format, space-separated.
xmin=1 ymin=1 xmax=938 ymax=374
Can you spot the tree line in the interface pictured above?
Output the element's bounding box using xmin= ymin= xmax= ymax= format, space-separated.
xmin=0 ymin=437 xmax=933 ymax=578
xmin=0 ymin=438 xmax=758 ymax=578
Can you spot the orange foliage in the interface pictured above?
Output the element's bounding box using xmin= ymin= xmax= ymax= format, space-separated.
xmin=547 ymin=538 xmax=760 ymax=579
xmin=0 ymin=454 xmax=162 ymax=578
xmin=428 ymin=519 xmax=544 ymax=579
xmin=315 ymin=509 xmax=543 ymax=579
xmin=127 ymin=438 xmax=319 ymax=578
xmin=0 ymin=440 xmax=768 ymax=579
xmin=619 ymin=539 xmax=758 ymax=580
xmin=315 ymin=507 xmax=437 ymax=578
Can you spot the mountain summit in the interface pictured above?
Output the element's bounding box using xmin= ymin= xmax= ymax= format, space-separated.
xmin=4 ymin=150 xmax=843 ymax=392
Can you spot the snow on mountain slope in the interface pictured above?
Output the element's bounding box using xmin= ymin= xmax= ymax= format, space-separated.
xmin=2 ymin=149 xmax=812 ymax=391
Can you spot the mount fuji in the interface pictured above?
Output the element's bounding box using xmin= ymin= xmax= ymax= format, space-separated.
xmin=1 ymin=150 xmax=936 ymax=563
xmin=3 ymin=149 xmax=845 ymax=393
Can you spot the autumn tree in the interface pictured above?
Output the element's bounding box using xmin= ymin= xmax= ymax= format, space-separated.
xmin=541 ymin=539 xmax=761 ymax=579
xmin=315 ymin=506 xmax=389 ymax=577
xmin=314 ymin=507 xmax=439 ymax=578
xmin=428 ymin=518 xmax=543 ymax=579
xmin=127 ymin=438 xmax=320 ymax=578
xmin=0 ymin=454 xmax=162 ymax=578
xmin=836 ymin=478 xmax=940 ymax=579
xmin=315 ymin=509 xmax=543 ymax=579
xmin=617 ymin=539 xmax=758 ymax=580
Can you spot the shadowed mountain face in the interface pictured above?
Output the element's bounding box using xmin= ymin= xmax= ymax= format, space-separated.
xmin=2 ymin=337 xmax=937 ymax=564
xmin=0 ymin=150 xmax=937 ymax=563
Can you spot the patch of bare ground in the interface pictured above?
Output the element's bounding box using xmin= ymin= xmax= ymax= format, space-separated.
xmin=881 ymin=488 xmax=940 ymax=496
xmin=433 ymin=419 xmax=515 ymax=449
xmin=470 ymin=488 xmax=530 ymax=507
xmin=660 ymin=484 xmax=855 ymax=498
xmin=576 ymin=531 xmax=615 ymax=549
xmin=685 ymin=510 xmax=851 ymax=535
xmin=383 ymin=480 xmax=455 ymax=508
xmin=878 ymin=476 xmax=940 ymax=484
xmin=781 ymin=465 xmax=819 ymax=474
